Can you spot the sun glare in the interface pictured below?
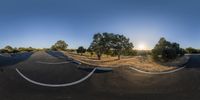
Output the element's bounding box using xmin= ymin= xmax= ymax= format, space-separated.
xmin=138 ymin=43 xmax=146 ymax=50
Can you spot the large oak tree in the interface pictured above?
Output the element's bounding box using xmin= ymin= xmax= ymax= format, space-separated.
xmin=89 ymin=33 xmax=134 ymax=60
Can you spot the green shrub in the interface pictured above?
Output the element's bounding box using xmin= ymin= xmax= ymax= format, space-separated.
xmin=152 ymin=37 xmax=185 ymax=62
xmin=77 ymin=46 xmax=86 ymax=55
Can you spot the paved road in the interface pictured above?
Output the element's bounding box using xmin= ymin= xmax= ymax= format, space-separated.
xmin=0 ymin=52 xmax=200 ymax=100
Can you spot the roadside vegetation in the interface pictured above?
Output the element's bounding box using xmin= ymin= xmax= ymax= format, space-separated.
xmin=185 ymin=47 xmax=200 ymax=54
xmin=76 ymin=46 xmax=86 ymax=55
xmin=152 ymin=37 xmax=185 ymax=62
xmin=51 ymin=40 xmax=68 ymax=51
xmin=0 ymin=45 xmax=39 ymax=54
xmin=89 ymin=33 xmax=134 ymax=60
xmin=0 ymin=33 xmax=196 ymax=72
xmin=61 ymin=35 xmax=191 ymax=72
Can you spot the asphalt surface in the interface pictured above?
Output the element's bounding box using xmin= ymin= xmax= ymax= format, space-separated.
xmin=0 ymin=51 xmax=200 ymax=100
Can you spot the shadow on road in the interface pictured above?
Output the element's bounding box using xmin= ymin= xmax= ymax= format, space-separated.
xmin=46 ymin=51 xmax=112 ymax=73
xmin=184 ymin=55 xmax=200 ymax=68
xmin=0 ymin=52 xmax=33 ymax=67
xmin=78 ymin=67 xmax=113 ymax=73
xmin=45 ymin=51 xmax=72 ymax=61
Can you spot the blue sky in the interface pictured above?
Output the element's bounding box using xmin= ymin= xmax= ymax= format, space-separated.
xmin=0 ymin=0 xmax=200 ymax=49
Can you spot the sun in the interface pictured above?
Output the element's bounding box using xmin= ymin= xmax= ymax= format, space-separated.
xmin=138 ymin=43 xmax=146 ymax=50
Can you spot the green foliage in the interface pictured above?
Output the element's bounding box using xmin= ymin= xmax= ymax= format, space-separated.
xmin=89 ymin=32 xmax=134 ymax=60
xmin=51 ymin=40 xmax=68 ymax=51
xmin=152 ymin=37 xmax=185 ymax=62
xmin=121 ymin=49 xmax=137 ymax=56
xmin=18 ymin=47 xmax=34 ymax=52
xmin=0 ymin=46 xmax=35 ymax=53
xmin=185 ymin=47 xmax=199 ymax=54
xmin=89 ymin=33 xmax=107 ymax=60
xmin=67 ymin=49 xmax=76 ymax=52
xmin=0 ymin=45 xmax=19 ymax=53
xmin=111 ymin=34 xmax=134 ymax=59
xmin=3 ymin=45 xmax=14 ymax=53
xmin=12 ymin=48 xmax=20 ymax=53
xmin=137 ymin=50 xmax=151 ymax=56
xmin=87 ymin=47 xmax=94 ymax=56
xmin=77 ymin=46 xmax=86 ymax=55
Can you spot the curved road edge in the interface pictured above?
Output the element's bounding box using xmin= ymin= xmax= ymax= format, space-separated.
xmin=15 ymin=68 xmax=96 ymax=87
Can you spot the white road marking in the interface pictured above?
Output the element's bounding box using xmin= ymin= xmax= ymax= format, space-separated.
xmin=96 ymin=67 xmax=113 ymax=71
xmin=36 ymin=61 xmax=70 ymax=64
xmin=72 ymin=61 xmax=81 ymax=65
xmin=185 ymin=54 xmax=200 ymax=55
xmin=16 ymin=68 xmax=96 ymax=87
xmin=129 ymin=66 xmax=186 ymax=75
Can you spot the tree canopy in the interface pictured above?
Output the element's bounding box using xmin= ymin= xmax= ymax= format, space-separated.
xmin=186 ymin=47 xmax=200 ymax=54
xmin=152 ymin=37 xmax=185 ymax=62
xmin=77 ymin=46 xmax=86 ymax=55
xmin=1 ymin=45 xmax=14 ymax=53
xmin=0 ymin=46 xmax=36 ymax=53
xmin=51 ymin=40 xmax=68 ymax=51
xmin=111 ymin=34 xmax=134 ymax=59
xmin=89 ymin=33 xmax=134 ymax=60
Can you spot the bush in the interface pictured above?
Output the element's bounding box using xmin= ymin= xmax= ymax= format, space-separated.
xmin=77 ymin=46 xmax=86 ymax=55
xmin=1 ymin=46 xmax=36 ymax=53
xmin=121 ymin=49 xmax=137 ymax=56
xmin=152 ymin=37 xmax=185 ymax=62
xmin=18 ymin=47 xmax=34 ymax=52
xmin=185 ymin=47 xmax=199 ymax=54
xmin=137 ymin=50 xmax=151 ymax=56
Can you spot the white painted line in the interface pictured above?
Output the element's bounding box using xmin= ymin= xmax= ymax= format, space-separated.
xmin=36 ymin=61 xmax=70 ymax=65
xmin=185 ymin=54 xmax=200 ymax=55
xmin=129 ymin=66 xmax=186 ymax=75
xmin=72 ymin=61 xmax=81 ymax=65
xmin=16 ymin=68 xmax=96 ymax=87
xmin=95 ymin=67 xmax=113 ymax=71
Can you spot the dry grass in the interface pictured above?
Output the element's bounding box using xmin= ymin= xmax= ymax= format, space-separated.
xmin=63 ymin=52 xmax=190 ymax=72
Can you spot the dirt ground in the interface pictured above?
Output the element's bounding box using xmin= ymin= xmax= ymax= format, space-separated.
xmin=64 ymin=52 xmax=190 ymax=72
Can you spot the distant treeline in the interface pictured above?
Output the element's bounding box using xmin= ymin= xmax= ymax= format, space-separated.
xmin=0 ymin=46 xmax=41 ymax=53
xmin=185 ymin=47 xmax=200 ymax=54
xmin=0 ymin=34 xmax=199 ymax=63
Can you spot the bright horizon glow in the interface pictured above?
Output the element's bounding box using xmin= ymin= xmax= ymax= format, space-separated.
xmin=138 ymin=44 xmax=145 ymax=50
xmin=136 ymin=43 xmax=148 ymax=50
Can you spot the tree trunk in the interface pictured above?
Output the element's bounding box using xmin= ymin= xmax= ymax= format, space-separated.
xmin=118 ymin=54 xmax=121 ymax=60
xmin=97 ymin=54 xmax=101 ymax=60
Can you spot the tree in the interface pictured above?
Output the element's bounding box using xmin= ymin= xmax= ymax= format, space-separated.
xmin=2 ymin=45 xmax=13 ymax=53
xmin=89 ymin=33 xmax=108 ymax=60
xmin=87 ymin=47 xmax=94 ymax=57
xmin=51 ymin=45 xmax=57 ymax=51
xmin=89 ymin=33 xmax=134 ymax=60
xmin=111 ymin=34 xmax=134 ymax=60
xmin=152 ymin=37 xmax=185 ymax=62
xmin=5 ymin=45 xmax=13 ymax=51
xmin=51 ymin=40 xmax=68 ymax=51
xmin=77 ymin=46 xmax=86 ymax=55
xmin=186 ymin=47 xmax=198 ymax=54
xmin=12 ymin=47 xmax=20 ymax=53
